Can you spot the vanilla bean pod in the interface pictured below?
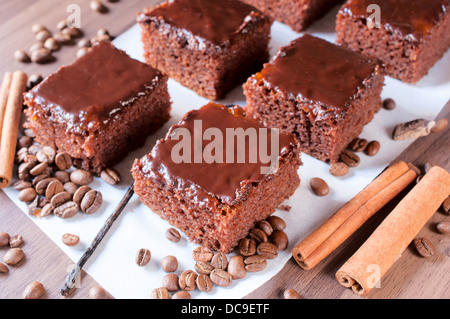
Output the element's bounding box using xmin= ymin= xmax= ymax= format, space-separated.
xmin=60 ymin=181 xmax=135 ymax=296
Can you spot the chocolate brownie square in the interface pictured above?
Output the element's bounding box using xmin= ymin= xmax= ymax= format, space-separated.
xmin=241 ymin=0 xmax=342 ymax=32
xmin=137 ymin=0 xmax=273 ymax=100
xmin=336 ymin=0 xmax=450 ymax=83
xmin=243 ymin=34 xmax=384 ymax=163
xmin=132 ymin=103 xmax=301 ymax=253
xmin=23 ymin=41 xmax=171 ymax=174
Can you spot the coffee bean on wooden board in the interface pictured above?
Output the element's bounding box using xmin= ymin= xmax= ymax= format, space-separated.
xmin=413 ymin=237 xmax=435 ymax=258
xmin=90 ymin=0 xmax=108 ymax=13
xmin=0 ymin=232 xmax=10 ymax=246
xmin=430 ymin=118 xmax=448 ymax=133
xmin=22 ymin=281 xmax=45 ymax=299
xmin=436 ymin=222 xmax=450 ymax=234
xmin=442 ymin=196 xmax=450 ymax=215
xmin=3 ymin=248 xmax=25 ymax=265
xmin=283 ymin=288 xmax=301 ymax=299
xmin=0 ymin=263 xmax=8 ymax=273
xmin=89 ymin=286 xmax=108 ymax=299
xmin=30 ymin=48 xmax=52 ymax=64
xmin=14 ymin=49 xmax=30 ymax=63
xmin=9 ymin=235 xmax=24 ymax=248
xmin=310 ymin=177 xmax=329 ymax=196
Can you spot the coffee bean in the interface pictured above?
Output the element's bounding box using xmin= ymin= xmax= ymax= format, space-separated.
xmin=365 ymin=141 xmax=380 ymax=156
xmin=211 ymin=252 xmax=228 ymax=270
xmin=283 ymin=288 xmax=300 ymax=299
xmin=179 ymin=270 xmax=197 ymax=291
xmin=340 ymin=150 xmax=360 ymax=167
xmin=40 ymin=204 xmax=53 ymax=217
xmin=63 ymin=182 xmax=78 ymax=195
xmin=35 ymin=177 xmax=58 ymax=195
xmin=329 ymin=162 xmax=349 ymax=177
xmin=192 ymin=246 xmax=213 ymax=262
xmin=14 ymin=49 xmax=30 ymax=63
xmin=89 ymin=286 xmax=108 ymax=299
xmin=210 ymin=268 xmax=232 ymax=287
xmin=80 ymin=190 xmax=103 ymax=214
xmin=70 ymin=169 xmax=93 ymax=185
xmin=256 ymin=242 xmax=278 ymax=259
xmin=100 ymin=168 xmax=120 ymax=185
xmin=383 ymin=98 xmax=396 ymax=110
xmin=4 ymin=248 xmax=25 ymax=265
xmin=55 ymin=152 xmax=72 ymax=170
xmin=29 ymin=42 xmax=44 ymax=53
xmin=62 ymin=27 xmax=82 ymax=39
xmin=51 ymin=191 xmax=72 ymax=208
xmin=53 ymin=32 xmax=71 ymax=44
xmin=244 ymin=255 xmax=267 ymax=272
xmin=78 ymin=38 xmax=91 ymax=48
xmin=13 ymin=180 xmax=32 ymax=191
xmin=35 ymin=29 xmax=51 ymax=42
xmin=44 ymin=37 xmax=60 ymax=52
xmin=53 ymin=201 xmax=78 ymax=219
xmin=18 ymin=136 xmax=33 ymax=149
xmin=30 ymin=162 xmax=48 ymax=176
xmin=256 ymin=220 xmax=273 ymax=237
xmin=436 ymin=222 xmax=450 ymax=234
xmin=45 ymin=179 xmax=64 ymax=200
xmin=162 ymin=273 xmax=179 ymax=292
xmin=266 ymin=215 xmax=286 ymax=231
xmin=238 ymin=237 xmax=256 ymax=256
xmin=136 ymin=248 xmax=151 ymax=266
xmin=161 ymin=255 xmax=178 ymax=273
xmin=90 ymin=0 xmax=107 ymax=13
xmin=62 ymin=233 xmax=80 ymax=246
xmin=77 ymin=47 xmax=90 ymax=58
xmin=18 ymin=162 xmax=36 ymax=181
xmin=166 ymin=227 xmax=181 ymax=242
xmin=0 ymin=232 xmax=10 ymax=246
xmin=36 ymin=146 xmax=56 ymax=163
xmin=0 ymin=262 xmax=8 ymax=273
xmin=22 ymin=281 xmax=45 ymax=299
xmin=53 ymin=171 xmax=70 ymax=184
xmin=151 ymin=287 xmax=170 ymax=299
xmin=196 ymin=273 xmax=213 ymax=292
xmin=73 ymin=185 xmax=91 ymax=206
xmin=27 ymin=74 xmax=43 ymax=89
xmin=194 ymin=261 xmax=214 ymax=275
xmin=18 ymin=188 xmax=37 ymax=202
xmin=9 ymin=235 xmax=24 ymax=248
xmin=31 ymin=24 xmax=47 ymax=34
xmin=442 ymin=196 xmax=450 ymax=215
xmin=348 ymin=138 xmax=368 ymax=152
xmin=310 ymin=177 xmax=329 ymax=196
xmin=57 ymin=19 xmax=67 ymax=31
xmin=248 ymin=228 xmax=268 ymax=243
xmin=28 ymin=144 xmax=42 ymax=155
xmin=27 ymin=196 xmax=39 ymax=215
xmin=227 ymin=256 xmax=246 ymax=280
xmin=30 ymin=48 xmax=52 ymax=64
xmin=413 ymin=237 xmax=435 ymax=258
xmin=270 ymin=230 xmax=289 ymax=251
xmin=430 ymin=118 xmax=448 ymax=133
xmin=172 ymin=291 xmax=191 ymax=299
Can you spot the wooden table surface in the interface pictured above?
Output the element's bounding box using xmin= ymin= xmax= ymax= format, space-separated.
xmin=0 ymin=0 xmax=449 ymax=299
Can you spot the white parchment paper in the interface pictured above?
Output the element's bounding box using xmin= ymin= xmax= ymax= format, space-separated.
xmin=4 ymin=7 xmax=450 ymax=299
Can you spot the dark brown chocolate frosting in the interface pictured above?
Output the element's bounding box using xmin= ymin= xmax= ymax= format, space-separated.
xmin=259 ymin=34 xmax=380 ymax=112
xmin=138 ymin=0 xmax=260 ymax=46
xmin=25 ymin=41 xmax=162 ymax=132
xmin=141 ymin=103 xmax=297 ymax=205
xmin=340 ymin=0 xmax=450 ymax=42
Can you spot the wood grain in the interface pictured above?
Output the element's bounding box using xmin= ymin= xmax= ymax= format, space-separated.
xmin=0 ymin=0 xmax=448 ymax=299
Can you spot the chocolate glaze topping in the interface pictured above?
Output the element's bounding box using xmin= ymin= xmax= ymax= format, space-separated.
xmin=142 ymin=103 xmax=297 ymax=205
xmin=139 ymin=0 xmax=260 ymax=46
xmin=25 ymin=41 xmax=161 ymax=132
xmin=260 ymin=34 xmax=380 ymax=111
xmin=340 ymin=0 xmax=450 ymax=42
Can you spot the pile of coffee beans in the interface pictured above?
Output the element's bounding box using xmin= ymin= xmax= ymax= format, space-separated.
xmin=150 ymin=215 xmax=289 ymax=299
xmin=13 ymin=128 xmax=121 ymax=219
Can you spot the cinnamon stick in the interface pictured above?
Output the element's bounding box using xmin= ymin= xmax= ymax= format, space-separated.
xmin=292 ymin=161 xmax=412 ymax=267
xmin=295 ymin=165 xmax=418 ymax=270
xmin=0 ymin=71 xmax=28 ymax=188
xmin=336 ymin=166 xmax=450 ymax=296
xmin=0 ymin=72 xmax=13 ymax=145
